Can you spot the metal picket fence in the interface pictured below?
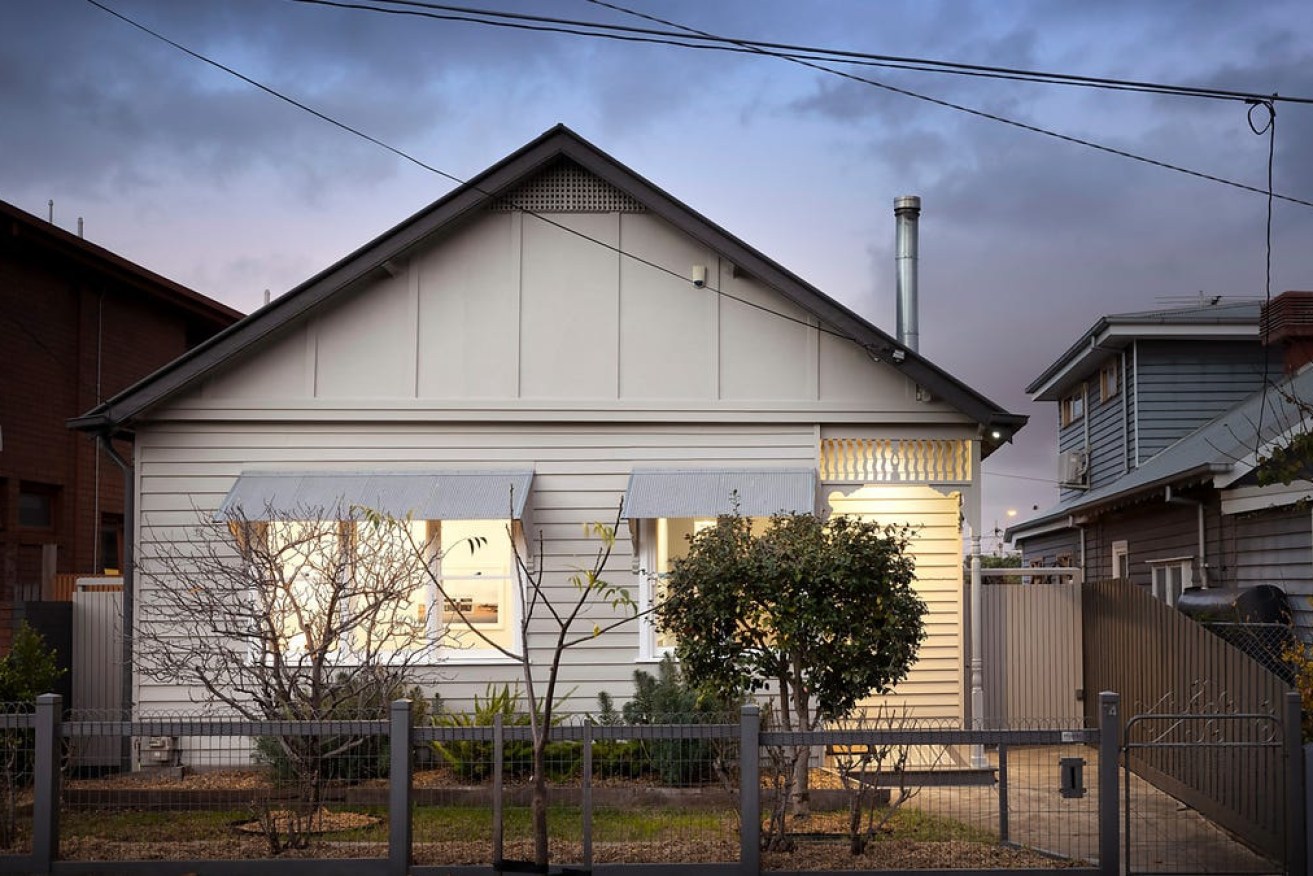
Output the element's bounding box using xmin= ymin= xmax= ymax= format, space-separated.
xmin=0 ymin=693 xmax=1137 ymax=875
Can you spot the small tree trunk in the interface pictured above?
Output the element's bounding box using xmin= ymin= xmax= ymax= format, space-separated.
xmin=532 ymin=733 xmax=549 ymax=869
xmin=791 ymin=748 xmax=811 ymax=818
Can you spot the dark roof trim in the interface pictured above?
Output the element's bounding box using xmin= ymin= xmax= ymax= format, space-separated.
xmin=71 ymin=125 xmax=1024 ymax=441
xmin=1005 ymin=462 xmax=1225 ymax=542
xmin=1026 ymin=304 xmax=1258 ymax=399
xmin=2 ymin=199 xmax=241 ymax=327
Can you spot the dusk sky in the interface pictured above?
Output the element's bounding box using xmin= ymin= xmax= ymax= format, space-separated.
xmin=5 ymin=0 xmax=1313 ymax=550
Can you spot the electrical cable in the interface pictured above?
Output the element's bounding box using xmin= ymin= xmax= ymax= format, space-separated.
xmin=582 ymin=0 xmax=1313 ymax=210
xmin=1249 ymin=98 xmax=1277 ymax=455
xmin=81 ymin=0 xmax=862 ymax=345
xmin=303 ymin=0 xmax=1313 ymax=105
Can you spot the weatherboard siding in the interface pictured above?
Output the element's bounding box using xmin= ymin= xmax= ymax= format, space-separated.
xmin=132 ymin=422 xmax=970 ymax=726
xmin=1222 ymin=506 xmax=1313 ymax=637
xmin=1087 ymin=362 xmax=1125 ymax=490
xmin=1134 ymin=340 xmax=1274 ymax=463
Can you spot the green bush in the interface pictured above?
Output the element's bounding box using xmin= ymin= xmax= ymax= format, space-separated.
xmin=616 ymin=655 xmax=737 ymax=786
xmin=432 ymin=684 xmax=579 ymax=783
xmin=1 ymin=623 xmax=66 ymax=848
xmin=0 ymin=622 xmax=64 ymax=703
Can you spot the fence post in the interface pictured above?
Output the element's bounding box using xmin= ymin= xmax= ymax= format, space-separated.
xmin=740 ymin=704 xmax=760 ymax=876
xmin=493 ymin=712 xmax=504 ymax=870
xmin=389 ymin=699 xmax=412 ymax=876
xmin=1097 ymin=691 xmax=1120 ymax=876
xmin=582 ymin=721 xmax=593 ymax=869
xmin=1284 ymin=690 xmax=1306 ymax=876
xmin=32 ymin=692 xmax=62 ymax=876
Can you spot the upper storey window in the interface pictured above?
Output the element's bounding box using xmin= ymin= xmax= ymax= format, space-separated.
xmin=1060 ymin=385 xmax=1085 ymax=427
xmin=1099 ymin=359 xmax=1119 ymax=403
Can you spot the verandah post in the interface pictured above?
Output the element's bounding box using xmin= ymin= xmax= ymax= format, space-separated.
xmin=389 ymin=698 xmax=412 ymax=876
xmin=740 ymin=704 xmax=760 ymax=876
xmin=32 ymin=692 xmax=62 ymax=875
xmin=1097 ymin=691 xmax=1121 ymax=876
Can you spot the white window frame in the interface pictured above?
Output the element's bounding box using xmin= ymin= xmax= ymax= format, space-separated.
xmin=1110 ymin=540 xmax=1129 ymax=580
xmin=637 ymin=518 xmax=676 ymax=662
xmin=1146 ymin=556 xmax=1192 ymax=607
xmin=431 ymin=518 xmax=523 ymax=663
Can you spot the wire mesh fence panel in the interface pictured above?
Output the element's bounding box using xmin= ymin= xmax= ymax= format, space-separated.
xmin=586 ymin=712 xmax=740 ymax=866
xmin=0 ymin=705 xmax=37 ymax=855
xmin=58 ymin=709 xmax=392 ymax=862
xmin=758 ymin=715 xmax=1106 ymax=872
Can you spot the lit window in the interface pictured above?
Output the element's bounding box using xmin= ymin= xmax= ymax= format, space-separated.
xmin=1099 ymin=359 xmax=1119 ymax=403
xmin=1060 ymin=387 xmax=1085 ymax=427
xmin=638 ymin=516 xmax=768 ymax=658
xmin=258 ymin=517 xmax=515 ymax=660
xmin=436 ymin=519 xmax=516 ymax=654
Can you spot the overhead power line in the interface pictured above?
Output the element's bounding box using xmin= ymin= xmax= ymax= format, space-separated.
xmin=299 ymin=0 xmax=1313 ymax=106
xmin=286 ymin=0 xmax=1313 ymax=209
xmin=80 ymin=0 xmax=868 ymax=347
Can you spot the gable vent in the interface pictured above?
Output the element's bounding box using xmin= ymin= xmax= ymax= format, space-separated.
xmin=492 ymin=159 xmax=645 ymax=214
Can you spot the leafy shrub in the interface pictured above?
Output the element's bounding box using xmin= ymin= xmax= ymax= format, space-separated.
xmin=617 ymin=655 xmax=737 ymax=785
xmin=0 ymin=622 xmax=65 ymax=703
xmin=1 ymin=623 xmax=66 ymax=848
xmin=1282 ymin=639 xmax=1313 ymax=742
xmin=432 ymin=684 xmax=579 ymax=782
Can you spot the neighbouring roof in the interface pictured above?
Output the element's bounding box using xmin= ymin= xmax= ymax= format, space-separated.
xmin=1027 ymin=300 xmax=1260 ymax=401
xmin=1 ymin=198 xmax=242 ymax=328
xmin=1006 ymin=365 xmax=1313 ymax=542
xmin=69 ymin=125 xmax=1025 ymax=448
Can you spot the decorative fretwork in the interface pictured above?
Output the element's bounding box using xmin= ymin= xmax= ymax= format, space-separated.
xmin=492 ymin=159 xmax=645 ymax=214
xmin=820 ymin=438 xmax=972 ymax=484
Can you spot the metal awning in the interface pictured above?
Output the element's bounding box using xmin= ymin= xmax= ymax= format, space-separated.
xmin=623 ymin=467 xmax=817 ymax=518
xmin=215 ymin=470 xmax=534 ymax=521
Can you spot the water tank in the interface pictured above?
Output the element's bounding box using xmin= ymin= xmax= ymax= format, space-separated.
xmin=1176 ymin=585 xmax=1291 ymax=624
xmin=1177 ymin=585 xmax=1294 ymax=681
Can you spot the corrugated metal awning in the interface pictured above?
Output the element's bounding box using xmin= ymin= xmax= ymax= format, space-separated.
xmin=623 ymin=467 xmax=817 ymax=518
xmin=216 ymin=470 xmax=533 ymax=521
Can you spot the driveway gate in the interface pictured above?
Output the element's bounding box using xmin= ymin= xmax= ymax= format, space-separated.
xmin=1122 ymin=703 xmax=1302 ymax=875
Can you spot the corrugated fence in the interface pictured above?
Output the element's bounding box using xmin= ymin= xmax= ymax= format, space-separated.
xmin=1082 ymin=578 xmax=1294 ymax=862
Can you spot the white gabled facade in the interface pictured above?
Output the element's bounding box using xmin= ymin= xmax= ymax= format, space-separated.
xmin=80 ymin=127 xmax=1023 ymax=729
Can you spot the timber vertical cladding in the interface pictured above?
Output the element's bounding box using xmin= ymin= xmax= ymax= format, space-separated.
xmin=1082 ymin=578 xmax=1293 ymax=861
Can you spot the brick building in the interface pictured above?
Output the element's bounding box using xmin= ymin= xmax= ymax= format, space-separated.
xmin=0 ymin=199 xmax=240 ymax=650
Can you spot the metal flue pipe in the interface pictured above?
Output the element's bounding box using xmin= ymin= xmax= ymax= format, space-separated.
xmin=894 ymin=195 xmax=921 ymax=353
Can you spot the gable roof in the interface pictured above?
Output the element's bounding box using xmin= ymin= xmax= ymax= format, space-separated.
xmin=1027 ymin=300 xmax=1260 ymax=401
xmin=1007 ymin=366 xmax=1313 ymax=541
xmin=70 ymin=124 xmax=1025 ymax=448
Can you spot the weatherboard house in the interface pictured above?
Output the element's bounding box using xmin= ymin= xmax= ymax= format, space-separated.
xmin=72 ymin=126 xmax=1025 ymax=729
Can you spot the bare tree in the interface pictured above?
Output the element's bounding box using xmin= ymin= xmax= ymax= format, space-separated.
xmin=367 ymin=503 xmax=637 ymax=871
xmin=136 ymin=503 xmax=453 ymax=820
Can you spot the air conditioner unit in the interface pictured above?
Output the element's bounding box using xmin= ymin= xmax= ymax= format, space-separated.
xmin=1059 ymin=450 xmax=1089 ymax=488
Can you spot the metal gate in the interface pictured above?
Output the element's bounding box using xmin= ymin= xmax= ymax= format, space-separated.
xmin=1122 ymin=707 xmax=1299 ymax=875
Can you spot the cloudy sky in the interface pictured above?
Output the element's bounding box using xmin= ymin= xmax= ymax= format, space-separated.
xmin=5 ymin=0 xmax=1313 ymax=549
